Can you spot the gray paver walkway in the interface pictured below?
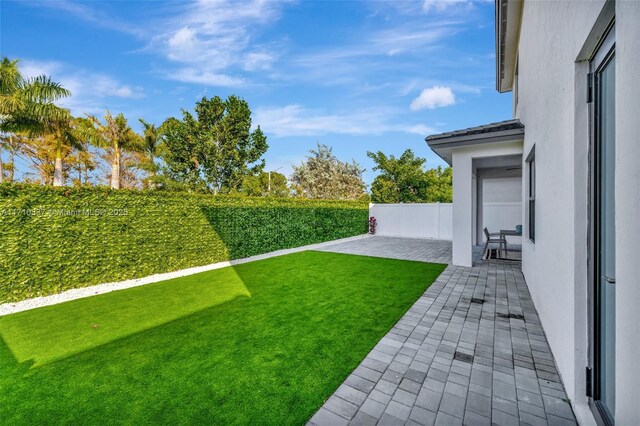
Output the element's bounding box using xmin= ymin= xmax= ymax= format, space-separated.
xmin=317 ymin=236 xmax=455 ymax=264
xmin=309 ymin=237 xmax=576 ymax=426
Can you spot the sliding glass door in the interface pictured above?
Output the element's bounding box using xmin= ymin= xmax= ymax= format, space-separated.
xmin=590 ymin=24 xmax=615 ymax=425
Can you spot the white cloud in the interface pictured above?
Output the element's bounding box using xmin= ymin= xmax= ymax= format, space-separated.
xmin=29 ymin=0 xmax=143 ymax=36
xmin=92 ymin=75 xmax=144 ymax=99
xmin=422 ymin=0 xmax=473 ymax=13
xmin=253 ymin=104 xmax=436 ymax=137
xmin=20 ymin=59 xmax=144 ymax=115
xmin=166 ymin=27 xmax=201 ymax=62
xmin=410 ymin=86 xmax=456 ymax=110
xmin=371 ymin=26 xmax=457 ymax=54
xmin=407 ymin=124 xmax=436 ymax=135
xmin=148 ymin=0 xmax=289 ymax=85
xmin=243 ymin=51 xmax=277 ymax=71
xmin=171 ymin=68 xmax=245 ymax=87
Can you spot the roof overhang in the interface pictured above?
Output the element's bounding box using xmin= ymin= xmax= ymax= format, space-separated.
xmin=425 ymin=119 xmax=525 ymax=165
xmin=496 ymin=0 xmax=523 ymax=93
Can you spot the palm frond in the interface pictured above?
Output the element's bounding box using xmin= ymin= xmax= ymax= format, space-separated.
xmin=0 ymin=95 xmax=25 ymax=116
xmin=22 ymin=75 xmax=71 ymax=103
xmin=0 ymin=58 xmax=23 ymax=95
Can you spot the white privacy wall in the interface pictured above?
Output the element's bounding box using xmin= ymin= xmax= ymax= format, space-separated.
xmin=369 ymin=203 xmax=452 ymax=240
xmin=481 ymin=177 xmax=522 ymax=244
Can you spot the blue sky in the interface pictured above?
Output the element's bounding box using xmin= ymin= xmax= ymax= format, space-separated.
xmin=2 ymin=0 xmax=512 ymax=184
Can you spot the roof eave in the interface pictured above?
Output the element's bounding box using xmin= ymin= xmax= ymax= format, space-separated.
xmin=427 ymin=127 xmax=525 ymax=147
xmin=425 ymin=122 xmax=525 ymax=166
xmin=496 ymin=0 xmax=523 ymax=93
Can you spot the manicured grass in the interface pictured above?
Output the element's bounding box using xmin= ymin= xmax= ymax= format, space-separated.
xmin=0 ymin=251 xmax=445 ymax=425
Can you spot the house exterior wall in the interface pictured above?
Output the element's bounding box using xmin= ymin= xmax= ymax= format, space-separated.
xmin=614 ymin=3 xmax=640 ymax=423
xmin=515 ymin=1 xmax=639 ymax=423
xmin=516 ymin=0 xmax=602 ymax=407
xmin=452 ymin=142 xmax=523 ymax=267
xmin=481 ymin=177 xmax=522 ymax=245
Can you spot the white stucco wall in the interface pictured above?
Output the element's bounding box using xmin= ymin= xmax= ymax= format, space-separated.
xmin=452 ymin=142 xmax=523 ymax=267
xmin=614 ymin=3 xmax=640 ymax=423
xmin=481 ymin=177 xmax=522 ymax=245
xmin=516 ymin=1 xmax=639 ymax=422
xmin=369 ymin=203 xmax=452 ymax=240
xmin=516 ymin=0 xmax=603 ymax=408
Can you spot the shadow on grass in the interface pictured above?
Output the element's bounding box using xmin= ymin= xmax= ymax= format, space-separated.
xmin=0 ymin=201 xmax=438 ymax=425
xmin=0 ymin=267 xmax=251 ymax=366
xmin=0 ymin=250 xmax=446 ymax=425
xmin=0 ymin=202 xmax=368 ymax=368
xmin=0 ymin=335 xmax=33 ymax=384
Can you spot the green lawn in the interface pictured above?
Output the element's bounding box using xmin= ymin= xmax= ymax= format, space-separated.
xmin=0 ymin=251 xmax=445 ymax=425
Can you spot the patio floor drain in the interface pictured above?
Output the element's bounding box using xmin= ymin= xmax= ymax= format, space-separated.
xmin=470 ymin=298 xmax=485 ymax=304
xmin=454 ymin=351 xmax=474 ymax=364
xmin=497 ymin=313 xmax=525 ymax=320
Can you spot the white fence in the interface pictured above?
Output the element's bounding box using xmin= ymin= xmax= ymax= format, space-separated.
xmin=369 ymin=202 xmax=522 ymax=244
xmin=482 ymin=202 xmax=522 ymax=244
xmin=369 ymin=203 xmax=453 ymax=240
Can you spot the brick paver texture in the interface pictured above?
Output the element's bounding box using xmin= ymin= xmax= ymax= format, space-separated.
xmin=310 ymin=237 xmax=576 ymax=426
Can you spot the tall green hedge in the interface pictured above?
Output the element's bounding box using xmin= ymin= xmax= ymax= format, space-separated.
xmin=0 ymin=184 xmax=368 ymax=303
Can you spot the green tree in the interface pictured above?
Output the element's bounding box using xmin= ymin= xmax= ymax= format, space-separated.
xmin=138 ymin=119 xmax=165 ymax=188
xmin=86 ymin=112 xmax=141 ymax=189
xmin=367 ymin=149 xmax=452 ymax=203
xmin=21 ymin=132 xmax=61 ymax=185
xmin=0 ymin=132 xmax=23 ymax=182
xmin=241 ymin=171 xmax=289 ymax=197
xmin=0 ymin=57 xmax=71 ymax=183
xmin=50 ymin=117 xmax=90 ymax=186
xmin=292 ymin=144 xmax=366 ymax=200
xmin=424 ymin=166 xmax=452 ymax=202
xmin=162 ymin=96 xmax=268 ymax=193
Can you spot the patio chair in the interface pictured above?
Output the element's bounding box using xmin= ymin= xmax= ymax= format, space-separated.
xmin=483 ymin=227 xmax=507 ymax=259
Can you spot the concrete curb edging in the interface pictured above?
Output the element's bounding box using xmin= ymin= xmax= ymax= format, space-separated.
xmin=0 ymin=234 xmax=371 ymax=317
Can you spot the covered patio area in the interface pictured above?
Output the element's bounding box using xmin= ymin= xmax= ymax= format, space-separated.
xmin=310 ymin=236 xmax=575 ymax=426
xmin=426 ymin=120 xmax=525 ymax=267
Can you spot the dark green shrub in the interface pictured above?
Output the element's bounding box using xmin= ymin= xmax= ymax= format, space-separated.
xmin=0 ymin=184 xmax=368 ymax=303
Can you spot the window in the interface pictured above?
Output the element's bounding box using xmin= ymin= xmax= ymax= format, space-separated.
xmin=527 ymin=149 xmax=535 ymax=242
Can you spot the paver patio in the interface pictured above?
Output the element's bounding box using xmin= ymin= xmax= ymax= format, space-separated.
xmin=311 ymin=236 xmax=576 ymax=426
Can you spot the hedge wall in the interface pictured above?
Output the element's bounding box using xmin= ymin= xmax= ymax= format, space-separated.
xmin=0 ymin=184 xmax=369 ymax=303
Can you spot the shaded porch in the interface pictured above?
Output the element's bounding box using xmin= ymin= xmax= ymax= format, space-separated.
xmin=427 ymin=120 xmax=525 ymax=267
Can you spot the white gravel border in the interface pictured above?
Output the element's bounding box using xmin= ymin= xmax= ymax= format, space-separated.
xmin=0 ymin=234 xmax=371 ymax=317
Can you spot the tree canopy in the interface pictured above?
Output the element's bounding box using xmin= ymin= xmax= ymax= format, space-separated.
xmin=241 ymin=171 xmax=289 ymax=197
xmin=0 ymin=57 xmax=72 ymax=184
xmin=0 ymin=57 xmax=71 ymax=134
xmin=292 ymin=144 xmax=366 ymax=200
xmin=86 ymin=112 xmax=142 ymax=189
xmin=367 ymin=149 xmax=452 ymax=203
xmin=162 ymin=96 xmax=268 ymax=194
xmin=2 ymin=56 xmax=453 ymax=203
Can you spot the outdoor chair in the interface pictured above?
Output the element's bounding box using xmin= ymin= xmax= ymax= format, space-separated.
xmin=483 ymin=227 xmax=507 ymax=259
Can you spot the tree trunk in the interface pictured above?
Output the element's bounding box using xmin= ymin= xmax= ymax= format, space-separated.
xmin=0 ymin=145 xmax=4 ymax=184
xmin=147 ymin=153 xmax=155 ymax=189
xmin=84 ymin=163 xmax=89 ymax=186
xmin=53 ymin=140 xmax=63 ymax=186
xmin=8 ymin=144 xmax=14 ymax=182
xmin=110 ymin=144 xmax=120 ymax=189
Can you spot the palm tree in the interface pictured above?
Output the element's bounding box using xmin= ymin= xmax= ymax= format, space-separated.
xmin=138 ymin=118 xmax=164 ymax=187
xmin=0 ymin=57 xmax=71 ymax=183
xmin=87 ymin=112 xmax=140 ymax=189
xmin=0 ymin=132 xmax=25 ymax=182
xmin=51 ymin=117 xmax=89 ymax=186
